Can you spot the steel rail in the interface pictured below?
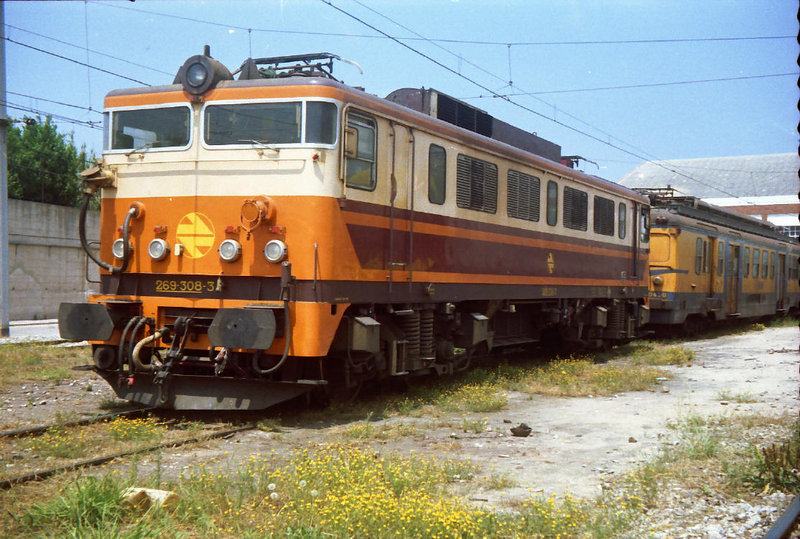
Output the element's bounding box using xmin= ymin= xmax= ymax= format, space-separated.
xmin=764 ymin=495 xmax=800 ymax=539
xmin=0 ymin=423 xmax=256 ymax=490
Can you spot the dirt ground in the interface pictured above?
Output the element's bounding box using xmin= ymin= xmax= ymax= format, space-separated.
xmin=2 ymin=325 xmax=798 ymax=534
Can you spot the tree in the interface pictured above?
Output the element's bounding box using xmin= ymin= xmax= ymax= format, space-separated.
xmin=7 ymin=116 xmax=92 ymax=207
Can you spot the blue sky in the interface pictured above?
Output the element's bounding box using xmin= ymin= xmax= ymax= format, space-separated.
xmin=5 ymin=0 xmax=798 ymax=182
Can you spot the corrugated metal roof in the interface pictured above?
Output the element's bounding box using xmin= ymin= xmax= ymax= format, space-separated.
xmin=617 ymin=153 xmax=799 ymax=198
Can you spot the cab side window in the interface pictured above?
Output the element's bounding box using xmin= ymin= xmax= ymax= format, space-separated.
xmin=345 ymin=113 xmax=377 ymax=190
xmin=546 ymin=181 xmax=558 ymax=226
xmin=428 ymin=144 xmax=446 ymax=204
xmin=752 ymin=249 xmax=760 ymax=277
xmin=743 ymin=247 xmax=750 ymax=277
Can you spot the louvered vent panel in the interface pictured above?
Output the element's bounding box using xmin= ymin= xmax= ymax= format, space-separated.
xmin=508 ymin=170 xmax=541 ymax=222
xmin=564 ymin=186 xmax=588 ymax=231
xmin=457 ymin=154 xmax=497 ymax=214
xmin=593 ymin=196 xmax=615 ymax=236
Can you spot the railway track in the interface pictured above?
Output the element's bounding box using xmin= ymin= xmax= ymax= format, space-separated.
xmin=0 ymin=421 xmax=258 ymax=490
xmin=0 ymin=407 xmax=152 ymax=440
xmin=765 ymin=495 xmax=800 ymax=539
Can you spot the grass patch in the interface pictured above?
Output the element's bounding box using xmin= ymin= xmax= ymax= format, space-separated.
xmin=461 ymin=416 xmax=489 ymax=434
xmin=741 ymin=419 xmax=800 ymax=493
xmin=717 ymin=389 xmax=760 ymax=403
xmin=5 ymin=443 xmax=665 ymax=538
xmin=628 ymin=343 xmax=695 ymax=366
xmin=256 ymin=418 xmax=283 ymax=433
xmin=97 ymin=398 xmax=135 ymax=412
xmin=107 ymin=416 xmax=163 ymax=442
xmin=436 ymin=383 xmax=508 ymax=413
xmin=485 ymin=471 xmax=516 ymax=490
xmin=515 ymin=356 xmax=668 ymax=397
xmin=340 ymin=413 xmax=419 ymax=440
xmin=0 ymin=344 xmax=90 ymax=388
xmin=22 ymin=426 xmax=91 ymax=459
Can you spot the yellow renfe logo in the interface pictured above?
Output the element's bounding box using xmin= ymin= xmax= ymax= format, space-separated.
xmin=176 ymin=212 xmax=215 ymax=258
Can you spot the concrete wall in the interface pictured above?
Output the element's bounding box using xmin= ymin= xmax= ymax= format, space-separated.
xmin=8 ymin=199 xmax=99 ymax=320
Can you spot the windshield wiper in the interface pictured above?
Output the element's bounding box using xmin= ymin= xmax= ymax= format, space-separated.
xmin=125 ymin=142 xmax=153 ymax=156
xmin=239 ymin=139 xmax=280 ymax=152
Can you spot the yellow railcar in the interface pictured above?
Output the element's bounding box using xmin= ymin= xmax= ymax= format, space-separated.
xmin=644 ymin=191 xmax=798 ymax=333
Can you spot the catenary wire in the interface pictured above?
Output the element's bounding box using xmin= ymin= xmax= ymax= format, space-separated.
xmin=344 ymin=0 xmax=743 ymax=190
xmin=8 ymin=91 xmax=102 ymax=115
xmin=318 ymin=0 xmax=751 ymax=201
xmin=93 ymin=2 xmax=793 ymax=47
xmin=462 ymin=72 xmax=799 ymax=97
xmin=5 ymin=23 xmax=174 ymax=76
xmin=3 ymin=37 xmax=152 ymax=86
xmin=3 ymin=102 xmax=103 ymax=130
xmin=347 ymin=0 xmax=665 ymax=170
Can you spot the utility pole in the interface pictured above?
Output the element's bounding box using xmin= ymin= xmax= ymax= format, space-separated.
xmin=0 ymin=1 xmax=9 ymax=337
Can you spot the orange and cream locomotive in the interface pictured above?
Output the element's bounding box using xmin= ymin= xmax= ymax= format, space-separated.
xmin=59 ymin=50 xmax=651 ymax=410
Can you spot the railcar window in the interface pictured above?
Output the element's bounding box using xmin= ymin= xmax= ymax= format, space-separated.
xmin=109 ymin=106 xmax=191 ymax=150
xmin=770 ymin=252 xmax=775 ymax=279
xmin=593 ymin=196 xmax=615 ymax=236
xmin=618 ymin=203 xmax=627 ymax=239
xmin=345 ymin=114 xmax=377 ymax=190
xmin=695 ymin=238 xmax=703 ymax=275
xmin=744 ymin=247 xmax=750 ymax=277
xmin=761 ymin=251 xmax=769 ymax=278
xmin=428 ymin=145 xmax=446 ymax=205
xmin=639 ymin=207 xmax=650 ymax=243
xmin=717 ymin=241 xmax=725 ymax=276
xmin=456 ymin=154 xmax=497 ymax=213
xmin=546 ymin=181 xmax=558 ymax=226
xmin=305 ymin=102 xmax=338 ymax=144
xmin=752 ymin=248 xmax=760 ymax=278
xmin=702 ymin=240 xmax=710 ymax=273
xmin=507 ymin=169 xmax=541 ymax=222
xmin=563 ymin=186 xmax=588 ymax=231
xmin=205 ymin=102 xmax=301 ymax=145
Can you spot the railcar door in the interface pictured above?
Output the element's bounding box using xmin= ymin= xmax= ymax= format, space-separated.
xmin=709 ymin=238 xmax=724 ymax=312
xmin=386 ymin=121 xmax=415 ymax=295
xmin=777 ymin=253 xmax=787 ymax=311
xmin=726 ymin=244 xmax=740 ymax=314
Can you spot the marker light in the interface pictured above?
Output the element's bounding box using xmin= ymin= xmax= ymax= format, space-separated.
xmin=264 ymin=240 xmax=288 ymax=263
xmin=219 ymin=239 xmax=242 ymax=262
xmin=652 ymin=275 xmax=664 ymax=286
xmin=112 ymin=238 xmax=132 ymax=260
xmin=148 ymin=238 xmax=169 ymax=261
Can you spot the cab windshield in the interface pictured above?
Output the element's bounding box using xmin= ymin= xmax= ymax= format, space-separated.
xmin=107 ymin=106 xmax=191 ymax=150
xmin=204 ymin=101 xmax=337 ymax=146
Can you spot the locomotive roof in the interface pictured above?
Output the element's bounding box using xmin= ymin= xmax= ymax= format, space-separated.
xmin=105 ymin=76 xmax=648 ymax=205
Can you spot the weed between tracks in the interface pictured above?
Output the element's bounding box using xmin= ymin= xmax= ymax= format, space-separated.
xmin=0 ymin=343 xmax=90 ymax=388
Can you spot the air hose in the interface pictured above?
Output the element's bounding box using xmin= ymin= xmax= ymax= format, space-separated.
xmin=79 ymin=190 xmax=139 ymax=274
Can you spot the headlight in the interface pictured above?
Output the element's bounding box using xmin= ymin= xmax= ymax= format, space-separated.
xmin=219 ymin=239 xmax=242 ymax=262
xmin=148 ymin=239 xmax=169 ymax=261
xmin=186 ymin=62 xmax=208 ymax=88
xmin=264 ymin=240 xmax=287 ymax=263
xmin=652 ymin=275 xmax=664 ymax=286
xmin=111 ymin=238 xmax=131 ymax=260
